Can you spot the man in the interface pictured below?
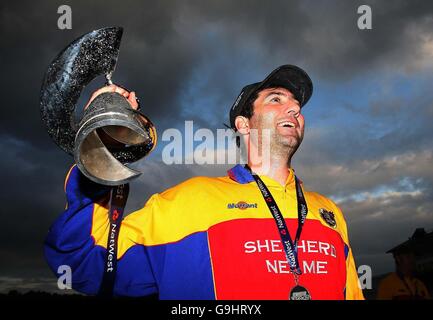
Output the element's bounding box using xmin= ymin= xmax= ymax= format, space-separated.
xmin=45 ymin=65 xmax=364 ymax=300
xmin=377 ymin=246 xmax=430 ymax=300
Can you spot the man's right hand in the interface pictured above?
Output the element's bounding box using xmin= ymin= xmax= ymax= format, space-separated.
xmin=84 ymin=84 xmax=141 ymax=147
xmin=84 ymin=84 xmax=139 ymax=110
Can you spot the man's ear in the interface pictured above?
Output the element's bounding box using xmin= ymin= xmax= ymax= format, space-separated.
xmin=235 ymin=116 xmax=250 ymax=135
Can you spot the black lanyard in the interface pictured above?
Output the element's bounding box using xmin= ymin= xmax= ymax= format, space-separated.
xmin=98 ymin=183 xmax=129 ymax=297
xmin=245 ymin=165 xmax=308 ymax=276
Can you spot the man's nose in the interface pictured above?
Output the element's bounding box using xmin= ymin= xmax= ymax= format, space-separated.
xmin=283 ymin=101 xmax=301 ymax=117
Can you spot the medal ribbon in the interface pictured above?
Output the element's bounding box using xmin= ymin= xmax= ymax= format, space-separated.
xmin=98 ymin=183 xmax=129 ymax=297
xmin=245 ymin=165 xmax=308 ymax=278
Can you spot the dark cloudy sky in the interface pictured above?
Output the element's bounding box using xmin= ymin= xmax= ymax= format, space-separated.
xmin=1 ymin=0 xmax=433 ymax=295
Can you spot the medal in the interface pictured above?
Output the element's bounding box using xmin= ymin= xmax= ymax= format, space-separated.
xmin=288 ymin=272 xmax=312 ymax=300
xmin=289 ymin=285 xmax=312 ymax=300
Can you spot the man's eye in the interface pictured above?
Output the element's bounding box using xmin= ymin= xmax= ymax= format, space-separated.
xmin=270 ymin=97 xmax=280 ymax=103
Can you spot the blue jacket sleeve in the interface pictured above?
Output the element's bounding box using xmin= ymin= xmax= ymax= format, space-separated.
xmin=44 ymin=165 xmax=158 ymax=297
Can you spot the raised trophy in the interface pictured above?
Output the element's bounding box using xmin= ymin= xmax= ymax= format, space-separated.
xmin=40 ymin=27 xmax=157 ymax=186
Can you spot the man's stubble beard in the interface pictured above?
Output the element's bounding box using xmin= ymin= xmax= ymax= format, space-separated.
xmin=248 ymin=114 xmax=303 ymax=166
xmin=271 ymin=129 xmax=303 ymax=164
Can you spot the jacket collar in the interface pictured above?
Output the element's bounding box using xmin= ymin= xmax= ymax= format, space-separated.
xmin=227 ymin=164 xmax=296 ymax=187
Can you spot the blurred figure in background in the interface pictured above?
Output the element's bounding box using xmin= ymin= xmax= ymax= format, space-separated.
xmin=377 ymin=245 xmax=430 ymax=300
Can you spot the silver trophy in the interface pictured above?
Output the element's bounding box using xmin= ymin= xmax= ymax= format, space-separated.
xmin=40 ymin=27 xmax=157 ymax=185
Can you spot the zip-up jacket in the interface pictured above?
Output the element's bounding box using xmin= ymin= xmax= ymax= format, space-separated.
xmin=44 ymin=164 xmax=364 ymax=300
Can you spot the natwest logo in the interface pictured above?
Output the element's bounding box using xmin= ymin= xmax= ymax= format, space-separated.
xmin=227 ymin=201 xmax=258 ymax=210
xmin=112 ymin=209 xmax=120 ymax=221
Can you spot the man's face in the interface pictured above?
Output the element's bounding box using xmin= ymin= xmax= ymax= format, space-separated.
xmin=395 ymin=253 xmax=416 ymax=275
xmin=248 ymin=87 xmax=305 ymax=152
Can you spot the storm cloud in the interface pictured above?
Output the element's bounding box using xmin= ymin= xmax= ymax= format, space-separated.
xmin=0 ymin=0 xmax=432 ymax=294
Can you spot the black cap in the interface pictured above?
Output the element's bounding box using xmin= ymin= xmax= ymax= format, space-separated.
xmin=387 ymin=244 xmax=418 ymax=256
xmin=229 ymin=65 xmax=313 ymax=129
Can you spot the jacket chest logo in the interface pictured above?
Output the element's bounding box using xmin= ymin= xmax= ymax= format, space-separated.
xmin=227 ymin=201 xmax=258 ymax=210
xmin=319 ymin=208 xmax=337 ymax=228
